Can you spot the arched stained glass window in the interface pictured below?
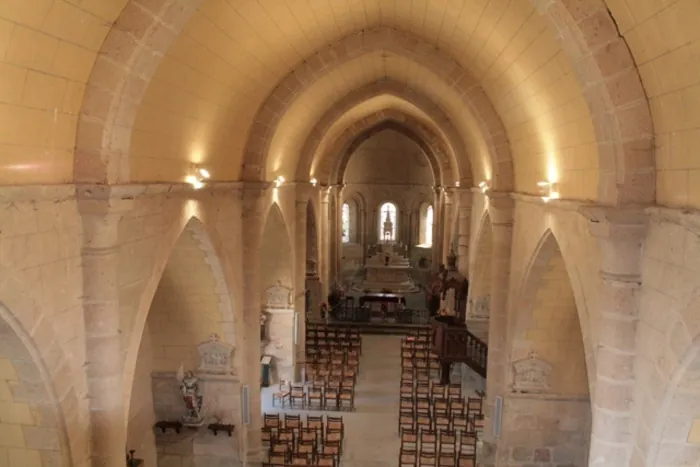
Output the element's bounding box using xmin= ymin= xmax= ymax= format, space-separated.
xmin=342 ymin=203 xmax=350 ymax=243
xmin=379 ymin=202 xmax=397 ymax=242
xmin=425 ymin=206 xmax=434 ymax=246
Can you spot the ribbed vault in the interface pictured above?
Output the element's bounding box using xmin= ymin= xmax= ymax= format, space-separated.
xmin=295 ymin=79 xmax=466 ymax=187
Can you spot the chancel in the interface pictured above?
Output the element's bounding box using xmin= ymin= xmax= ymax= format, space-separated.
xmin=0 ymin=2 xmax=697 ymax=467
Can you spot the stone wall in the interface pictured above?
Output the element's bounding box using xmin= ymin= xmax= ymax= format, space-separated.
xmin=261 ymin=309 xmax=296 ymax=383
xmin=495 ymin=395 xmax=591 ymax=467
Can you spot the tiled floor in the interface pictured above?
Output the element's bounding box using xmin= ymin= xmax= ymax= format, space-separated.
xmin=261 ymin=334 xmax=403 ymax=467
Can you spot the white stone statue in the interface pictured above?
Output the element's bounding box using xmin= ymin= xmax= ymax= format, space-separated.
xmin=177 ymin=365 xmax=204 ymax=426
xmin=439 ymin=288 xmax=456 ymax=316
xmin=382 ymin=211 xmax=393 ymax=242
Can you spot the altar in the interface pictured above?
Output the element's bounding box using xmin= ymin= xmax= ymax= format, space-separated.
xmin=355 ymin=242 xmax=419 ymax=293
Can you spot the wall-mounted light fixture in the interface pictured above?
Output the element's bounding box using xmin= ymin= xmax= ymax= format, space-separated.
xmin=478 ymin=181 xmax=490 ymax=193
xmin=185 ymin=165 xmax=210 ymax=190
xmin=455 ymin=181 xmax=461 ymax=188
xmin=537 ymin=180 xmax=559 ymax=202
xmin=310 ymin=177 xmax=317 ymax=187
xmin=274 ymin=175 xmax=286 ymax=188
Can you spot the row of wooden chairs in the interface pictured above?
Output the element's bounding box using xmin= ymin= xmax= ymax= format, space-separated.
xmin=399 ymin=450 xmax=476 ymax=467
xmin=304 ymin=363 xmax=358 ymax=381
xmin=401 ymin=428 xmax=477 ymax=456
xmin=272 ymin=381 xmax=356 ymax=410
xmin=264 ymin=414 xmax=345 ymax=466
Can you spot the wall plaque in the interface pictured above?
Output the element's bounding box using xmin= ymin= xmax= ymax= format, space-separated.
xmin=198 ymin=334 xmax=235 ymax=375
xmin=511 ymin=351 xmax=552 ymax=393
xmin=264 ymin=281 xmax=293 ymax=309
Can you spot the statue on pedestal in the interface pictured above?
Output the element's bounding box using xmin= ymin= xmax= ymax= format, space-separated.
xmin=177 ymin=366 xmax=204 ymax=427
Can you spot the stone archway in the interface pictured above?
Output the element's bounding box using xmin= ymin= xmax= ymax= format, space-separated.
xmin=500 ymin=231 xmax=592 ymax=466
xmin=467 ymin=213 xmax=493 ymax=342
xmin=0 ymin=306 xmax=70 ymax=467
xmin=260 ymin=203 xmax=295 ymax=384
xmin=127 ymin=217 xmax=239 ymax=466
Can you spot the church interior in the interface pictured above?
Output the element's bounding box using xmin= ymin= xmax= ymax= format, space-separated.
xmin=0 ymin=1 xmax=699 ymax=466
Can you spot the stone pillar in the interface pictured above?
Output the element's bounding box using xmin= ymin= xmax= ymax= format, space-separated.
xmin=293 ymin=189 xmax=309 ymax=381
xmin=360 ymin=207 xmax=367 ymax=266
xmin=320 ymin=187 xmax=331 ymax=299
xmin=432 ymin=187 xmax=443 ymax=268
xmin=78 ymin=186 xmax=132 ymax=467
xmin=481 ymin=193 xmax=514 ymax=464
xmin=580 ymin=206 xmax=646 ymax=467
xmin=457 ymin=189 xmax=472 ymax=277
xmin=240 ymin=183 xmax=268 ymax=465
xmin=442 ymin=188 xmax=455 ymax=263
xmin=334 ymin=185 xmax=344 ymax=282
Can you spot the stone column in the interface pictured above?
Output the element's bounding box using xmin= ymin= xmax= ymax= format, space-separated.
xmin=293 ymin=188 xmax=309 ymax=381
xmin=334 ymin=185 xmax=344 ymax=282
xmin=241 ymin=183 xmax=269 ymax=465
xmin=432 ymin=187 xmax=443 ymax=268
xmin=360 ymin=207 xmax=367 ymax=266
xmin=481 ymin=193 xmax=514 ymax=464
xmin=580 ymin=206 xmax=646 ymax=467
xmin=457 ymin=189 xmax=472 ymax=277
xmin=320 ymin=187 xmax=331 ymax=299
xmin=442 ymin=188 xmax=455 ymax=263
xmin=78 ymin=186 xmax=132 ymax=467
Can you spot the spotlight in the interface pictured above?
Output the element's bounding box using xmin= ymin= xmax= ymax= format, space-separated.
xmin=538 ymin=180 xmax=559 ymax=201
xmin=478 ymin=181 xmax=490 ymax=193
xmin=275 ymin=175 xmax=286 ymax=188
xmin=199 ymin=168 xmax=210 ymax=179
xmin=455 ymin=181 xmax=461 ymax=187
xmin=310 ymin=177 xmax=318 ymax=186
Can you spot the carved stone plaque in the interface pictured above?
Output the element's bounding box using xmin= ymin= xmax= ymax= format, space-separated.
xmin=198 ymin=334 xmax=235 ymax=375
xmin=265 ymin=281 xmax=292 ymax=309
xmin=512 ymin=352 xmax=552 ymax=393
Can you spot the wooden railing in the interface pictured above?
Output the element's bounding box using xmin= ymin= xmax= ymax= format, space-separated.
xmin=431 ymin=317 xmax=488 ymax=378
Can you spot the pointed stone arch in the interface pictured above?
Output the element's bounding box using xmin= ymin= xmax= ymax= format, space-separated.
xmin=0 ymin=304 xmax=72 ymax=466
xmin=124 ymin=215 xmax=239 ymax=464
xmin=296 ymin=79 xmax=466 ymax=185
xmin=502 ymin=229 xmax=592 ymax=465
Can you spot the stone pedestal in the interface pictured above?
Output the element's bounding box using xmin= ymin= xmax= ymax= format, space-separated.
xmin=262 ymin=308 xmax=296 ymax=383
xmin=152 ymin=372 xmax=242 ymax=467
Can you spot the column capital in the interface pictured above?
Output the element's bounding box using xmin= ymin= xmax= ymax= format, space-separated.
xmin=578 ymin=204 xmax=648 ymax=281
xmin=487 ymin=192 xmax=514 ymax=226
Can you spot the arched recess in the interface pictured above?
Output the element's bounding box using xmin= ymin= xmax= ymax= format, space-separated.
xmin=418 ymin=203 xmax=434 ymax=247
xmin=260 ymin=203 xmax=295 ymax=383
xmin=296 ymin=79 xmax=466 ymax=185
xmin=127 ymin=216 xmax=238 ymax=465
xmin=306 ymin=201 xmax=318 ymax=273
xmin=242 ymin=27 xmax=509 ymax=189
xmin=0 ymin=306 xmax=71 ymax=466
xmin=467 ymin=213 xmax=493 ymax=336
xmin=329 ymin=119 xmax=441 ymax=188
xmin=504 ymin=230 xmax=592 ymax=465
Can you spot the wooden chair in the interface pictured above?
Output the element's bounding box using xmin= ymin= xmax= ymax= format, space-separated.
xmin=264 ymin=413 xmax=281 ymax=429
xmin=326 ymin=416 xmax=344 ymax=435
xmin=261 ymin=426 xmax=273 ymax=445
xmin=268 ymin=452 xmax=287 ymax=464
xmin=299 ymin=427 xmax=317 ymax=447
xmin=447 ymin=384 xmax=461 ymax=399
xmin=307 ymin=384 xmax=324 ymax=409
xmin=431 ymin=384 xmax=446 ymax=399
xmin=399 ymin=448 xmax=418 ymax=467
xmin=325 ymin=429 xmax=343 ymax=455
xmin=434 ymin=413 xmax=451 ymax=433
xmin=451 ymin=414 xmax=468 ymax=433
xmin=290 ymin=453 xmax=310 ymax=465
xmin=466 ymin=397 xmax=482 ymax=415
xmin=420 ymin=429 xmax=438 ymax=454
xmin=457 ymin=453 xmax=476 ymax=467
xmin=317 ymin=453 xmax=337 ymax=467
xmin=438 ymin=453 xmax=457 ymax=466
xmin=418 ymin=452 xmax=436 ymax=467
xmin=460 ymin=432 xmax=477 ymax=456
xmin=296 ymin=440 xmax=315 ymax=462
xmin=284 ymin=414 xmax=301 ymax=433
xmin=321 ymin=440 xmax=341 ymax=460
xmin=439 ymin=430 xmax=458 ymax=454
xmin=290 ymin=384 xmax=305 ymax=408
xmin=399 ymin=409 xmax=415 ymax=433
xmin=338 ymin=387 xmax=354 ymax=411
xmin=416 ymin=414 xmax=432 ymax=433
xmin=306 ymin=415 xmax=324 ymax=439
xmin=400 ymin=428 xmax=418 ymax=450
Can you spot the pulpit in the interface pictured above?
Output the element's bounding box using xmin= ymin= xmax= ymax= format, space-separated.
xmin=431 ymin=316 xmax=488 ymax=384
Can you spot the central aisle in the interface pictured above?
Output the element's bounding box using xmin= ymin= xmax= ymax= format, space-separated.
xmin=341 ymin=334 xmax=402 ymax=466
